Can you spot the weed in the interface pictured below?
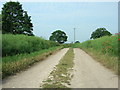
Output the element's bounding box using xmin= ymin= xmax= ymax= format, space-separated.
xmin=41 ymin=48 xmax=74 ymax=88
xmin=2 ymin=34 xmax=59 ymax=57
xmin=2 ymin=47 xmax=62 ymax=78
xmin=73 ymin=35 xmax=119 ymax=75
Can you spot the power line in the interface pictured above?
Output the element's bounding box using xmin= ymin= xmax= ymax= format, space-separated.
xmin=74 ymin=28 xmax=76 ymax=43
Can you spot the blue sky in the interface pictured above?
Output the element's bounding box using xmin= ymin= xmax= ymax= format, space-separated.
xmin=0 ymin=2 xmax=118 ymax=43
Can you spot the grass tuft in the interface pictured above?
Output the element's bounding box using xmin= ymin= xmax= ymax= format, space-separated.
xmin=2 ymin=47 xmax=62 ymax=79
xmin=41 ymin=48 xmax=74 ymax=88
xmin=73 ymin=35 xmax=119 ymax=75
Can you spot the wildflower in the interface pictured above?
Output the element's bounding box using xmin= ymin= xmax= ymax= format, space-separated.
xmin=118 ymin=39 xmax=120 ymax=41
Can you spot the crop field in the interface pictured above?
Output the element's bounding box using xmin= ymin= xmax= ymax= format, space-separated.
xmin=73 ymin=35 xmax=119 ymax=74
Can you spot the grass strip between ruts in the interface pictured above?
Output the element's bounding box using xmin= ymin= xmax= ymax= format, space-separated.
xmin=41 ymin=48 xmax=74 ymax=88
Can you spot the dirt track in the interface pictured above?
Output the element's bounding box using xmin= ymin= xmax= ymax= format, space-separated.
xmin=2 ymin=48 xmax=118 ymax=88
xmin=2 ymin=48 xmax=69 ymax=88
xmin=70 ymin=48 xmax=118 ymax=88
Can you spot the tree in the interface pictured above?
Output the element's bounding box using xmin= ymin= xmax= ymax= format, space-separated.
xmin=75 ymin=41 xmax=80 ymax=43
xmin=49 ymin=30 xmax=68 ymax=44
xmin=0 ymin=14 xmax=2 ymax=31
xmin=2 ymin=1 xmax=33 ymax=35
xmin=22 ymin=11 xmax=34 ymax=36
xmin=90 ymin=28 xmax=112 ymax=39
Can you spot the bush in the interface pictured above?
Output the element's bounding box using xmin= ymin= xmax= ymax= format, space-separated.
xmin=74 ymin=35 xmax=118 ymax=57
xmin=62 ymin=43 xmax=73 ymax=48
xmin=2 ymin=34 xmax=59 ymax=57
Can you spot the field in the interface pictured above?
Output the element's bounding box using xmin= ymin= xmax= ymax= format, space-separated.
xmin=2 ymin=34 xmax=61 ymax=78
xmin=73 ymin=35 xmax=119 ymax=74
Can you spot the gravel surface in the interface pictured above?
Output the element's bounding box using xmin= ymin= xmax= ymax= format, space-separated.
xmin=70 ymin=48 xmax=118 ymax=88
xmin=2 ymin=48 xmax=69 ymax=88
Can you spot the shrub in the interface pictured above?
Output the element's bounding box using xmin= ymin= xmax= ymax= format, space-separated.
xmin=74 ymin=35 xmax=118 ymax=57
xmin=2 ymin=34 xmax=59 ymax=57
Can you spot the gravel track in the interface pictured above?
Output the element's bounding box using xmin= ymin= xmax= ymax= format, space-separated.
xmin=2 ymin=48 xmax=118 ymax=88
xmin=2 ymin=48 xmax=69 ymax=88
xmin=70 ymin=48 xmax=118 ymax=88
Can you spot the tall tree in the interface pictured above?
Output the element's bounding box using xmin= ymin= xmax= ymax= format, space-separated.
xmin=49 ymin=30 xmax=68 ymax=44
xmin=2 ymin=1 xmax=33 ymax=35
xmin=90 ymin=28 xmax=112 ymax=39
xmin=0 ymin=14 xmax=2 ymax=31
xmin=22 ymin=11 xmax=34 ymax=36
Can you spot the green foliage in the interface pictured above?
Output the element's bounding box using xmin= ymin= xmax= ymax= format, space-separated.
xmin=73 ymin=35 xmax=119 ymax=74
xmin=0 ymin=14 xmax=1 ymax=30
xmin=42 ymin=48 xmax=74 ymax=88
xmin=74 ymin=35 xmax=118 ymax=56
xmin=2 ymin=47 xmax=62 ymax=78
xmin=2 ymin=1 xmax=33 ymax=35
xmin=62 ymin=43 xmax=73 ymax=48
xmin=49 ymin=30 xmax=68 ymax=44
xmin=90 ymin=28 xmax=112 ymax=39
xmin=75 ymin=41 xmax=80 ymax=43
xmin=2 ymin=34 xmax=59 ymax=57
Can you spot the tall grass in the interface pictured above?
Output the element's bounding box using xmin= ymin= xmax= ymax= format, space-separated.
xmin=2 ymin=34 xmax=59 ymax=57
xmin=42 ymin=48 xmax=74 ymax=88
xmin=74 ymin=35 xmax=118 ymax=56
xmin=2 ymin=46 xmax=62 ymax=78
xmin=62 ymin=43 xmax=73 ymax=48
xmin=2 ymin=34 xmax=61 ymax=78
xmin=73 ymin=35 xmax=119 ymax=74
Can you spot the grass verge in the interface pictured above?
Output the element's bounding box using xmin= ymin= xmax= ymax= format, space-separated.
xmin=2 ymin=34 xmax=59 ymax=57
xmin=41 ymin=48 xmax=74 ymax=88
xmin=73 ymin=35 xmax=119 ymax=75
xmin=2 ymin=46 xmax=62 ymax=79
xmin=79 ymin=48 xmax=118 ymax=75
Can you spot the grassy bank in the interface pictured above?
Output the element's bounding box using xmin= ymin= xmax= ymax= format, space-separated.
xmin=62 ymin=43 xmax=73 ymax=48
xmin=41 ymin=48 xmax=74 ymax=88
xmin=2 ymin=34 xmax=59 ymax=57
xmin=2 ymin=46 xmax=62 ymax=78
xmin=73 ymin=35 xmax=119 ymax=74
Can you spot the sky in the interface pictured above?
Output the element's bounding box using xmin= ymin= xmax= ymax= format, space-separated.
xmin=0 ymin=1 xmax=118 ymax=43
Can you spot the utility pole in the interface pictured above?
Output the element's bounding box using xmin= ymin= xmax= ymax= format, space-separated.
xmin=74 ymin=28 xmax=76 ymax=43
